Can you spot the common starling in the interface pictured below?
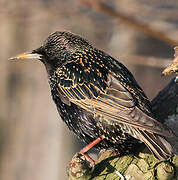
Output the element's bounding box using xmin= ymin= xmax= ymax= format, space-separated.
xmin=10 ymin=31 xmax=176 ymax=161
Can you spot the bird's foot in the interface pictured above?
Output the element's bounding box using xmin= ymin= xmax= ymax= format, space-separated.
xmin=67 ymin=135 xmax=105 ymax=178
xmin=82 ymin=152 xmax=95 ymax=168
xmin=67 ymin=152 xmax=93 ymax=179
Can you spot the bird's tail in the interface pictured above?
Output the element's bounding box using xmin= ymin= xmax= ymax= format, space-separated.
xmin=134 ymin=129 xmax=176 ymax=160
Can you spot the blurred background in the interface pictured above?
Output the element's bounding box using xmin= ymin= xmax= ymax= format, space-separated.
xmin=0 ymin=0 xmax=178 ymax=179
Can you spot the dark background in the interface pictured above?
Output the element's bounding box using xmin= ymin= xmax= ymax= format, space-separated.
xmin=0 ymin=0 xmax=178 ymax=179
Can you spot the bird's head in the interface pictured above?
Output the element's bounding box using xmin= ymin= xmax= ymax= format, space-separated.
xmin=9 ymin=31 xmax=92 ymax=71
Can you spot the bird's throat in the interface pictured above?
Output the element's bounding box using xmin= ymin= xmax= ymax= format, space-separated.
xmin=44 ymin=62 xmax=55 ymax=77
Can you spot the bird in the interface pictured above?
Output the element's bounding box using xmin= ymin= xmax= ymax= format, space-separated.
xmin=10 ymin=31 xmax=176 ymax=162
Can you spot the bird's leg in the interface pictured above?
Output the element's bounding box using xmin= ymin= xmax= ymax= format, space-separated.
xmin=80 ymin=135 xmax=105 ymax=154
xmin=79 ymin=135 xmax=105 ymax=167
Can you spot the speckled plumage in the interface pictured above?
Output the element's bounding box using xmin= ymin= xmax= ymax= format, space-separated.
xmin=23 ymin=31 xmax=176 ymax=159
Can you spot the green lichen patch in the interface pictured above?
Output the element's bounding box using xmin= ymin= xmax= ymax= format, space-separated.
xmin=156 ymin=162 xmax=174 ymax=180
xmin=125 ymin=164 xmax=154 ymax=180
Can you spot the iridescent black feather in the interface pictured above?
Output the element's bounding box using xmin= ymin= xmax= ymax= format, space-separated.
xmin=32 ymin=31 xmax=175 ymax=159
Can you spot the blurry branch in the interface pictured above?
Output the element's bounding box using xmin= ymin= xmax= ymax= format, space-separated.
xmin=120 ymin=55 xmax=172 ymax=68
xmin=118 ymin=0 xmax=178 ymax=21
xmin=79 ymin=0 xmax=178 ymax=46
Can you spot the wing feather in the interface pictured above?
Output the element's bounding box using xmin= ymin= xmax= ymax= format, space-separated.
xmin=57 ymin=81 xmax=173 ymax=138
xmin=133 ymin=128 xmax=175 ymax=159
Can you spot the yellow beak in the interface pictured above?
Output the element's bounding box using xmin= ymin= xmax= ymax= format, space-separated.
xmin=9 ymin=52 xmax=41 ymax=60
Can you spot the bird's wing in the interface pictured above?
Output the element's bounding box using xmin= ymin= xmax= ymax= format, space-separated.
xmin=55 ymin=62 xmax=173 ymax=138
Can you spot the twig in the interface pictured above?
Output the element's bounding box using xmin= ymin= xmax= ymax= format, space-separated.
xmin=162 ymin=46 xmax=178 ymax=75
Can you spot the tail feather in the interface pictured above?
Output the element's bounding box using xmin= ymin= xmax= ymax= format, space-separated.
xmin=134 ymin=129 xmax=175 ymax=160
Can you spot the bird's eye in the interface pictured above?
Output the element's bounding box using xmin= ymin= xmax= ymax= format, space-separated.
xmin=33 ymin=46 xmax=46 ymax=56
